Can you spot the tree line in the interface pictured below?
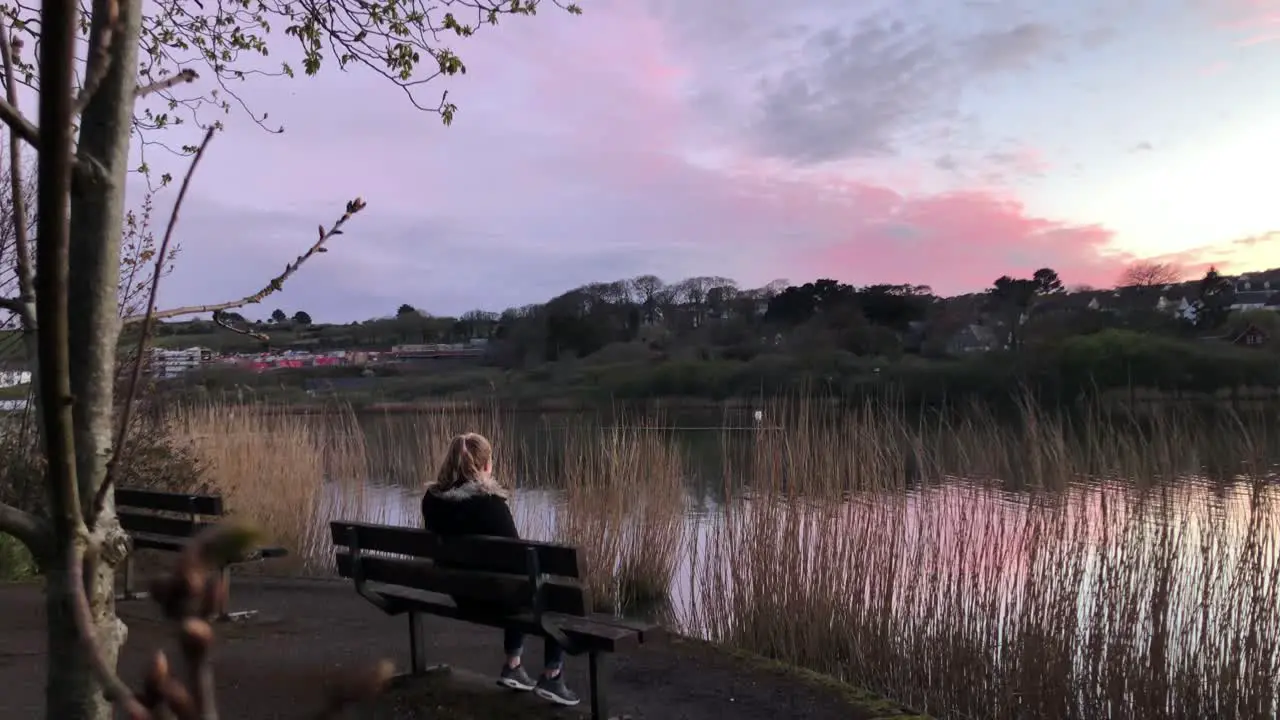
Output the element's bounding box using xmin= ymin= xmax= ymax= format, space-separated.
xmin=152 ymin=260 xmax=1270 ymax=365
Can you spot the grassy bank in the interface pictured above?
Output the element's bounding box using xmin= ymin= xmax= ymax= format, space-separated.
xmin=152 ymin=328 xmax=1280 ymax=412
xmin=154 ymin=398 xmax=1279 ymax=719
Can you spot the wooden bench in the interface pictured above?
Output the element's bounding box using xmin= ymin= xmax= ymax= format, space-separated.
xmin=331 ymin=520 xmax=664 ymax=720
xmin=116 ymin=488 xmax=289 ymax=621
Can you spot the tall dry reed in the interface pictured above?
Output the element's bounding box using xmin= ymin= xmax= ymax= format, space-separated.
xmin=551 ymin=418 xmax=687 ymax=611
xmin=690 ymin=398 xmax=1280 ymax=720
xmin=166 ymin=402 xmax=386 ymax=571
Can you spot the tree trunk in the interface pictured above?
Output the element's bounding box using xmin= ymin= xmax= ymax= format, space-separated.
xmin=43 ymin=549 xmax=127 ymax=720
xmin=48 ymin=0 xmax=141 ymax=715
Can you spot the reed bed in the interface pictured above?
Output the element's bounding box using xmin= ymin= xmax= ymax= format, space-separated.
xmin=689 ymin=398 xmax=1280 ymax=720
xmin=163 ymin=401 xmax=689 ymax=609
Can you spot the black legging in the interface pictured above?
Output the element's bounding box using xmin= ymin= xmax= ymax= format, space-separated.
xmin=503 ymin=630 xmax=564 ymax=670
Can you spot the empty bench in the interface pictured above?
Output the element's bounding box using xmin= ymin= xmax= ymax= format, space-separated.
xmin=117 ymin=488 xmax=289 ymax=621
xmin=331 ymin=520 xmax=664 ymax=720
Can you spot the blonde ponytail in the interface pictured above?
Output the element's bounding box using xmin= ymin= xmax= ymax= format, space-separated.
xmin=430 ymin=432 xmax=503 ymax=496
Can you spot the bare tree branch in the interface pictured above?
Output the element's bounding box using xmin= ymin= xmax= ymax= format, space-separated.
xmin=133 ymin=67 xmax=197 ymax=98
xmin=67 ymin=540 xmax=149 ymax=719
xmin=0 ymin=21 xmax=37 ymax=332
xmin=35 ymin=0 xmax=83 ymax=543
xmin=72 ymin=0 xmax=121 ymax=115
xmin=0 ymin=95 xmax=39 ymax=148
xmin=92 ymin=125 xmax=214 ymax=530
xmin=0 ymin=500 xmax=50 ymax=558
xmin=122 ymin=197 xmax=368 ymax=324
xmin=212 ymin=309 xmax=268 ymax=341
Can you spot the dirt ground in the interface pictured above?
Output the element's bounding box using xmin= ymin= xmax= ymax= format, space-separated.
xmin=0 ymin=576 xmax=927 ymax=720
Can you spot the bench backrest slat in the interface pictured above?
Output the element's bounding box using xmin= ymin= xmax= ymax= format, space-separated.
xmin=116 ymin=488 xmax=224 ymax=516
xmin=117 ymin=509 xmax=210 ymax=539
xmin=328 ymin=521 xmax=582 ymax=579
xmin=333 ymin=551 xmax=589 ymax=616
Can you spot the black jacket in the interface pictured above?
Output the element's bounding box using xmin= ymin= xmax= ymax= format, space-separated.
xmin=421 ymin=480 xmax=519 ymax=540
xmin=421 ymin=480 xmax=521 ymax=614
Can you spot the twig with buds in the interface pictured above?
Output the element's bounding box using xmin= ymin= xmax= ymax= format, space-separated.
xmin=71 ymin=519 xmax=395 ymax=719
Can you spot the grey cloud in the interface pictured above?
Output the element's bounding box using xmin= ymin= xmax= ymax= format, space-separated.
xmin=749 ymin=18 xmax=956 ymax=163
xmin=966 ymin=23 xmax=1058 ymax=72
xmin=665 ymin=1 xmax=1064 ymax=165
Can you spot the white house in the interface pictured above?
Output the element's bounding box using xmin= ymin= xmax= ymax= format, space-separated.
xmin=0 ymin=369 xmax=31 ymax=388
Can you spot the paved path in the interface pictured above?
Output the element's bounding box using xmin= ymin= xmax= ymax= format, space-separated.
xmin=0 ymin=577 xmax=922 ymax=719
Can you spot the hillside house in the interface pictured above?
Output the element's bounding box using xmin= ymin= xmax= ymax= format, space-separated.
xmin=1229 ymin=275 xmax=1280 ymax=312
xmin=0 ymin=369 xmax=30 ymax=388
xmin=946 ymin=324 xmax=1001 ymax=354
xmin=1233 ymin=324 xmax=1270 ymax=348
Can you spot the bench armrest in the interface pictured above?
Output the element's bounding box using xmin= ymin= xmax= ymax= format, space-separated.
xmin=252 ymin=546 xmax=289 ymax=560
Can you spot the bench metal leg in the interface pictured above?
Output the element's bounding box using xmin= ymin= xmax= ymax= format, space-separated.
xmin=116 ymin=555 xmax=149 ymax=601
xmin=589 ymin=651 xmax=608 ymax=720
xmin=214 ymin=567 xmax=260 ymax=623
xmin=406 ymin=612 xmax=449 ymax=676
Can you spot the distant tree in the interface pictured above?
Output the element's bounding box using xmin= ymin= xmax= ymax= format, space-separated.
xmin=270 ymin=308 xmax=287 ymax=323
xmin=293 ymin=310 xmax=313 ymax=325
xmin=766 ymin=279 xmax=857 ymax=326
xmin=1032 ymin=268 xmax=1064 ymax=295
xmin=1194 ymin=266 xmax=1235 ymax=330
xmin=397 ymin=303 xmax=418 ymax=317
xmin=856 ymin=284 xmax=935 ymax=330
xmin=1121 ymin=261 xmax=1182 ymax=288
xmin=762 ymin=278 xmax=791 ymax=296
xmin=987 ymin=271 xmax=1062 ymax=349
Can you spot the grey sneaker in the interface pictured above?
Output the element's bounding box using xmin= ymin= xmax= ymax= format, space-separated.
xmin=534 ymin=673 xmax=580 ymax=706
xmin=498 ymin=663 xmax=536 ymax=691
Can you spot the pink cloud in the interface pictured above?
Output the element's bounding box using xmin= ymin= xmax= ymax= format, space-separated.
xmin=1202 ymin=0 xmax=1280 ymax=44
xmin=1147 ymin=231 xmax=1280 ymax=277
xmin=814 ymin=187 xmax=1128 ymax=293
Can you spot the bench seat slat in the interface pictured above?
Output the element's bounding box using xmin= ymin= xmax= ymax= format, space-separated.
xmin=367 ymin=584 xmax=646 ymax=654
xmin=571 ymin=614 xmax=667 ymax=645
xmin=129 ymin=533 xmax=188 ymax=553
xmin=329 ymin=521 xmax=582 ymax=579
xmin=335 ymin=551 xmax=588 ymax=616
xmin=118 ymin=510 xmax=208 ymax=539
xmin=116 ymin=489 xmax=224 ymax=516
xmin=129 ymin=534 xmax=289 ymax=563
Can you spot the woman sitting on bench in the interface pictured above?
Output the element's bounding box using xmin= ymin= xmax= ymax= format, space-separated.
xmin=421 ymin=432 xmax=580 ymax=707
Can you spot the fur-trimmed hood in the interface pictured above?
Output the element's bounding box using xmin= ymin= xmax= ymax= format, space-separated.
xmin=425 ymin=476 xmax=508 ymax=501
xmin=422 ymin=476 xmax=519 ymax=540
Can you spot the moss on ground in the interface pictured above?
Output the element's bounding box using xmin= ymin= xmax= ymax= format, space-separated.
xmin=667 ymin=637 xmax=932 ymax=720
xmin=366 ymin=640 xmax=932 ymax=720
xmin=366 ymin=670 xmax=575 ymax=719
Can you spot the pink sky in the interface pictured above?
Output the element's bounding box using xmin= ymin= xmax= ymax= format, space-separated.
xmin=133 ymin=0 xmax=1280 ymax=321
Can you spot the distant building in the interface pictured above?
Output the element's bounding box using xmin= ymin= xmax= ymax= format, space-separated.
xmin=1233 ymin=324 xmax=1269 ymax=349
xmin=946 ymin=324 xmax=1000 ymax=355
xmin=147 ymin=346 xmax=213 ymax=379
xmin=389 ymin=342 xmax=485 ymax=360
xmin=0 ymin=369 xmax=31 ymax=388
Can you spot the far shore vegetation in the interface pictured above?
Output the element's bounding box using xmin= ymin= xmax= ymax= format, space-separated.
xmin=0 ymin=264 xmax=1274 ymax=412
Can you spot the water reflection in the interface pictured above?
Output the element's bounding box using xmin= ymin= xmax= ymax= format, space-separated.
xmin=320 ymin=467 xmax=1279 ymax=639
